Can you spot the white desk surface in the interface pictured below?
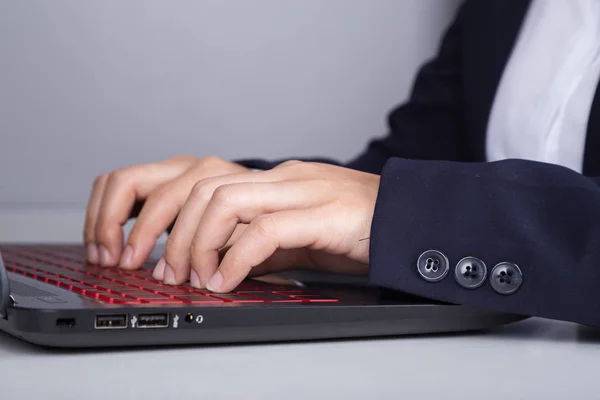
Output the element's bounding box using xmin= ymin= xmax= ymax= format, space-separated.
xmin=1 ymin=317 xmax=598 ymax=399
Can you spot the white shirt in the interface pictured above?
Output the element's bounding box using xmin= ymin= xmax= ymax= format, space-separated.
xmin=486 ymin=0 xmax=600 ymax=173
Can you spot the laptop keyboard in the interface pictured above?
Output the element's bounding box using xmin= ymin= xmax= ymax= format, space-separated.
xmin=0 ymin=245 xmax=339 ymax=305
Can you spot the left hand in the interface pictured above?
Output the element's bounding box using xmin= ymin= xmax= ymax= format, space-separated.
xmin=153 ymin=161 xmax=380 ymax=293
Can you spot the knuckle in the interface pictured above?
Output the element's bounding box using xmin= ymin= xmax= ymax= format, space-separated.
xmin=211 ymin=185 xmax=236 ymax=207
xmin=301 ymin=162 xmax=322 ymax=173
xmin=278 ymin=160 xmax=302 ymax=168
xmin=282 ymin=161 xmax=321 ymax=175
xmin=198 ymin=155 xmax=225 ymax=169
xmin=190 ymin=178 xmax=215 ymax=201
xmin=169 ymin=154 xmax=196 ymax=164
xmin=108 ymin=167 xmax=133 ymax=187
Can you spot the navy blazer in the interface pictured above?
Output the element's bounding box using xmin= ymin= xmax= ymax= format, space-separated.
xmin=239 ymin=0 xmax=600 ymax=327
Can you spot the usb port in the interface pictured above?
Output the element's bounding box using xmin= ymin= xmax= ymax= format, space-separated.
xmin=138 ymin=313 xmax=169 ymax=328
xmin=95 ymin=314 xmax=127 ymax=329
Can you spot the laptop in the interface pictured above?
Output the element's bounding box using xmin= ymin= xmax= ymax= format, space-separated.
xmin=0 ymin=244 xmax=526 ymax=348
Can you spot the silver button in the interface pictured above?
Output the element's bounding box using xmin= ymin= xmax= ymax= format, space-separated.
xmin=417 ymin=250 xmax=449 ymax=282
xmin=454 ymin=257 xmax=487 ymax=289
xmin=490 ymin=262 xmax=523 ymax=295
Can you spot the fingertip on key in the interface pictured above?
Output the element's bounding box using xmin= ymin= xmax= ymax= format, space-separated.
xmin=206 ymin=270 xmax=223 ymax=292
xmin=163 ymin=263 xmax=176 ymax=285
xmin=190 ymin=269 xmax=202 ymax=289
xmin=99 ymin=245 xmax=113 ymax=267
xmin=153 ymin=257 xmax=166 ymax=280
xmin=119 ymin=245 xmax=134 ymax=269
xmin=86 ymin=243 xmax=99 ymax=264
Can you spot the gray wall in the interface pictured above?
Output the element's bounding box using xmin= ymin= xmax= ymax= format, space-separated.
xmin=0 ymin=0 xmax=461 ymax=242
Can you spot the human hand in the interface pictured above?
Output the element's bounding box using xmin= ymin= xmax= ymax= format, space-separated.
xmin=157 ymin=161 xmax=379 ymax=292
xmin=83 ymin=156 xmax=250 ymax=268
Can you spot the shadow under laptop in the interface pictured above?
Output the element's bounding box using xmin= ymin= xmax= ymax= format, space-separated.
xmin=576 ymin=324 xmax=600 ymax=342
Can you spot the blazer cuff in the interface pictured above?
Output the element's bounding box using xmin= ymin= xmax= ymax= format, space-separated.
xmin=368 ymin=158 xmax=530 ymax=318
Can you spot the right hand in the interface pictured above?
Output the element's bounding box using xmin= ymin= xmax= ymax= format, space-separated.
xmin=83 ymin=155 xmax=250 ymax=270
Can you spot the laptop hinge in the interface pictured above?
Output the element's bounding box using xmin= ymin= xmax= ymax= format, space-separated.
xmin=0 ymin=251 xmax=12 ymax=319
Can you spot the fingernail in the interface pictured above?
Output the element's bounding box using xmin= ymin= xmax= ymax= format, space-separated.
xmin=163 ymin=263 xmax=176 ymax=285
xmin=120 ymin=246 xmax=134 ymax=268
xmin=99 ymin=245 xmax=112 ymax=267
xmin=190 ymin=270 xmax=202 ymax=288
xmin=206 ymin=270 xmax=223 ymax=292
xmin=86 ymin=243 xmax=99 ymax=264
xmin=152 ymin=258 xmax=166 ymax=280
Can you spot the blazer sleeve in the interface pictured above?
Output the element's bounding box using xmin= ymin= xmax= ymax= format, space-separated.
xmin=237 ymin=3 xmax=469 ymax=173
xmin=371 ymin=157 xmax=600 ymax=327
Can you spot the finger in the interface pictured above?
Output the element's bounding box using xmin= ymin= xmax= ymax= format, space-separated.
xmin=190 ymin=180 xmax=332 ymax=288
xmin=218 ymin=226 xmax=312 ymax=275
xmin=83 ymin=174 xmax=109 ymax=263
xmin=162 ymin=170 xmax=282 ymax=285
xmin=95 ymin=159 xmax=193 ymax=267
xmin=246 ymin=248 xmax=313 ymax=276
xmin=205 ymin=207 xmax=330 ymax=293
xmin=122 ymin=166 xmax=213 ymax=270
xmin=220 ymin=239 xmax=365 ymax=278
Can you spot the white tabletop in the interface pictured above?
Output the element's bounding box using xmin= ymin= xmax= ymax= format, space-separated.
xmin=1 ymin=317 xmax=598 ymax=399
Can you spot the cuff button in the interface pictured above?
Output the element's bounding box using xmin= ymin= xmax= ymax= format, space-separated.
xmin=454 ymin=257 xmax=487 ymax=289
xmin=417 ymin=250 xmax=449 ymax=282
xmin=490 ymin=262 xmax=523 ymax=295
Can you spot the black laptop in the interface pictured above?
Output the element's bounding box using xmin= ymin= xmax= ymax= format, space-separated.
xmin=0 ymin=244 xmax=526 ymax=348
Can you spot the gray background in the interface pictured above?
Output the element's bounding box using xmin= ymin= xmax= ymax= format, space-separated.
xmin=0 ymin=0 xmax=461 ymax=241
